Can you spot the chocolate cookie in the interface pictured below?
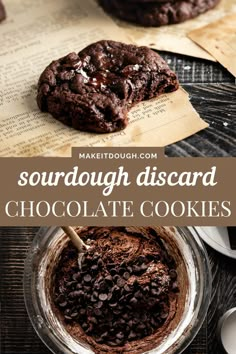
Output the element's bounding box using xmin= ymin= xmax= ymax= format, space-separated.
xmin=99 ymin=0 xmax=221 ymax=27
xmin=37 ymin=40 xmax=178 ymax=133
xmin=0 ymin=1 xmax=6 ymax=22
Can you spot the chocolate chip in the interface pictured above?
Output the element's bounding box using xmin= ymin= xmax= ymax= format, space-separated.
xmin=132 ymin=265 xmax=141 ymax=273
xmin=137 ymin=323 xmax=146 ymax=330
xmin=72 ymin=273 xmax=80 ymax=281
xmin=118 ymin=267 xmax=126 ymax=275
xmin=64 ymin=315 xmax=72 ymax=321
xmin=91 ymin=295 xmax=97 ymax=302
xmin=124 ymin=293 xmax=132 ymax=302
xmin=169 ymin=269 xmax=177 ymax=280
xmin=148 ymin=297 xmax=157 ymax=307
xmin=165 ymin=255 xmax=174 ymax=265
xmin=143 ymin=286 xmax=150 ymax=293
xmin=101 ymin=331 xmax=108 ymax=339
xmin=99 ymin=293 xmax=108 ymax=301
xmin=95 ymin=301 xmax=103 ymax=308
xmin=92 ymin=252 xmax=100 ymax=260
xmin=99 ymin=280 xmax=108 ymax=292
xmin=109 ymin=302 xmax=117 ymax=308
xmin=66 ymin=281 xmax=77 ymax=287
xmin=124 ymin=284 xmax=131 ymax=292
xmin=151 ymin=289 xmax=160 ymax=296
xmin=97 ymin=259 xmax=103 ymax=267
xmin=172 ymin=281 xmax=179 ymax=292
xmin=68 ymin=300 xmax=75 ymax=305
xmin=115 ymin=339 xmax=123 ymax=345
xmin=130 ymin=297 xmax=138 ymax=306
xmin=90 ymin=317 xmax=98 ymax=324
xmin=94 ymin=283 xmax=100 ymax=291
xmin=113 ymin=274 xmax=119 ymax=282
xmin=91 ymin=265 xmax=98 ymax=272
xmin=123 ymin=313 xmax=129 ymax=320
xmin=127 ymin=266 xmax=132 ymax=273
xmin=119 ymin=295 xmax=125 ymax=302
xmin=105 ymin=275 xmax=113 ymax=283
xmin=151 ymin=282 xmax=158 ymax=288
xmin=137 ymin=256 xmax=146 ymax=264
xmin=113 ymin=309 xmax=122 ymax=315
xmin=140 ymin=263 xmax=148 ymax=271
xmin=123 ymin=272 xmax=130 ymax=280
xmin=117 ymin=277 xmax=126 ymax=288
xmin=84 ymin=274 xmax=92 ymax=283
xmin=117 ymin=318 xmax=126 ymax=325
xmin=128 ymin=330 xmax=137 ymax=340
xmin=111 ymin=285 xmax=119 ymax=293
xmin=134 ymin=291 xmax=142 ymax=299
xmin=80 ymin=309 xmax=86 ymax=315
xmin=161 ymin=312 xmax=168 ymax=319
xmin=71 ymin=312 xmax=78 ymax=318
xmin=69 ymin=290 xmax=84 ymax=299
xmin=107 ymin=263 xmax=116 ymax=269
xmin=59 ymin=301 xmax=67 ymax=308
xmin=55 ymin=294 xmax=65 ymax=303
xmin=94 ymin=308 xmax=102 ymax=316
xmin=110 ymin=268 xmax=117 ymax=276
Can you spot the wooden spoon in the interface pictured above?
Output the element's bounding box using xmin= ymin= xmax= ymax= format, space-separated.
xmin=61 ymin=226 xmax=89 ymax=252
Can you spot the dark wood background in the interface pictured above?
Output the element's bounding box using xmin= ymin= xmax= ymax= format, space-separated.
xmin=0 ymin=51 xmax=236 ymax=353
xmin=163 ymin=51 xmax=236 ymax=158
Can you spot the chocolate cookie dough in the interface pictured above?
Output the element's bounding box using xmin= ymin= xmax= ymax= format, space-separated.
xmin=99 ymin=0 xmax=221 ymax=27
xmin=52 ymin=227 xmax=187 ymax=353
xmin=0 ymin=1 xmax=6 ymax=22
xmin=37 ymin=40 xmax=178 ymax=133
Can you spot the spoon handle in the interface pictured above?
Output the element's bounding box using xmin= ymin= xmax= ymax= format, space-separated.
xmin=61 ymin=226 xmax=88 ymax=253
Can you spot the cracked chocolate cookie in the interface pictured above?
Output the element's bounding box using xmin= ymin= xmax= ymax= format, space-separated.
xmin=37 ymin=40 xmax=178 ymax=133
xmin=99 ymin=0 xmax=221 ymax=27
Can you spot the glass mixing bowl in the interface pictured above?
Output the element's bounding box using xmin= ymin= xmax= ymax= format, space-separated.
xmin=24 ymin=226 xmax=211 ymax=354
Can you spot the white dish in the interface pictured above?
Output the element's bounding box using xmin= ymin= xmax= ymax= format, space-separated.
xmin=194 ymin=227 xmax=236 ymax=259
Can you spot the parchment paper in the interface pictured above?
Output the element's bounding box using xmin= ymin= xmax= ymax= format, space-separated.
xmin=188 ymin=14 xmax=236 ymax=77
xmin=101 ymin=0 xmax=236 ymax=61
xmin=0 ymin=0 xmax=207 ymax=157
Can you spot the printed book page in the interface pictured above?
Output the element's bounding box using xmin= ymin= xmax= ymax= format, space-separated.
xmin=0 ymin=0 xmax=207 ymax=157
xmin=188 ymin=14 xmax=236 ymax=77
xmin=102 ymin=0 xmax=236 ymax=61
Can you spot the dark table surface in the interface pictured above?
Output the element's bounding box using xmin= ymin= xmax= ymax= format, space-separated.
xmin=162 ymin=52 xmax=236 ymax=157
xmin=0 ymin=30 xmax=236 ymax=354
